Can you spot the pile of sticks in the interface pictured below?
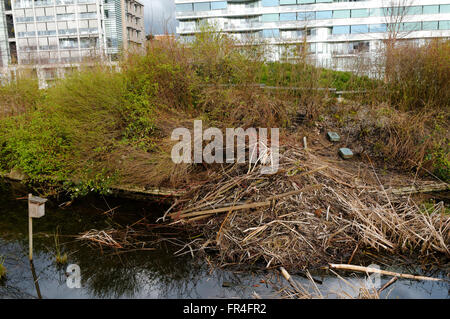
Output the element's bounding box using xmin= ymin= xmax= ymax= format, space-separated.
xmin=165 ymin=146 xmax=449 ymax=269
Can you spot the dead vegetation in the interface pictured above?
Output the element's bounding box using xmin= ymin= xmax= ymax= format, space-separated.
xmin=162 ymin=146 xmax=449 ymax=270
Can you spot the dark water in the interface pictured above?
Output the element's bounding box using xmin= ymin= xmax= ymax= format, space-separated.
xmin=0 ymin=181 xmax=448 ymax=299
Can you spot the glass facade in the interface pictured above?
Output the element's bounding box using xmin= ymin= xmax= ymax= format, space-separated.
xmin=316 ymin=11 xmax=332 ymax=20
xmin=194 ymin=2 xmax=210 ymax=11
xmin=176 ymin=0 xmax=450 ymax=66
xmin=332 ymin=25 xmax=350 ymax=35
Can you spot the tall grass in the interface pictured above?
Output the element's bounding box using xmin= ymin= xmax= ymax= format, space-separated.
xmin=384 ymin=39 xmax=450 ymax=111
xmin=0 ymin=73 xmax=41 ymax=119
xmin=0 ymin=29 xmax=448 ymax=195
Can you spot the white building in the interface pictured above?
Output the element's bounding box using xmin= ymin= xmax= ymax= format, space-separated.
xmin=0 ymin=0 xmax=144 ymax=87
xmin=175 ymin=0 xmax=450 ymax=70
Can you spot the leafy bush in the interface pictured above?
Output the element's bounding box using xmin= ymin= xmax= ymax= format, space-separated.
xmin=0 ymin=110 xmax=72 ymax=184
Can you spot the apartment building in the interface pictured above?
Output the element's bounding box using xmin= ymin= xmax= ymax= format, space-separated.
xmin=0 ymin=0 xmax=144 ymax=87
xmin=175 ymin=0 xmax=450 ymax=70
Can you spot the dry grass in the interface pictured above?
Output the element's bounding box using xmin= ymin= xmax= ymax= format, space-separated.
xmin=323 ymin=101 xmax=449 ymax=181
xmin=166 ymin=146 xmax=449 ymax=270
xmin=384 ymin=39 xmax=450 ymax=111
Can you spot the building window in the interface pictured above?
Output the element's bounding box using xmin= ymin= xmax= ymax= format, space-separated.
xmin=34 ymin=0 xmax=54 ymax=7
xmin=351 ymin=24 xmax=368 ymax=34
xmin=211 ymin=1 xmax=227 ymax=10
xmin=176 ymin=3 xmax=193 ymax=12
xmin=369 ymin=8 xmax=383 ymax=17
xmin=332 ymin=25 xmax=350 ymax=34
xmin=406 ymin=6 xmax=422 ymax=15
xmin=351 ymin=9 xmax=369 ymax=18
xmin=80 ymin=37 xmax=97 ymax=48
xmin=422 ymin=21 xmax=438 ymax=30
xmin=262 ymin=14 xmax=279 ymax=22
xmin=193 ymin=2 xmax=210 ymax=12
xmin=351 ymin=41 xmax=369 ymax=53
xmin=297 ymin=11 xmax=315 ymax=21
xmin=280 ymin=0 xmax=296 ymax=4
xmin=399 ymin=22 xmax=421 ymax=32
xmin=316 ymin=11 xmax=332 ymax=20
xmin=262 ymin=28 xmax=280 ymax=38
xmin=440 ymin=5 xmax=450 ymax=14
xmin=57 ymin=13 xmax=75 ymax=21
xmin=262 ymin=0 xmax=279 ymax=7
xmin=369 ymin=24 xmax=387 ymax=33
xmin=439 ymin=20 xmax=450 ymax=30
xmin=78 ymin=12 xmax=97 ymax=19
xmin=280 ymin=12 xmax=297 ymax=21
xmin=333 ymin=10 xmax=350 ymax=19
xmin=423 ymin=5 xmax=439 ymax=14
xmin=59 ymin=38 xmax=78 ymax=49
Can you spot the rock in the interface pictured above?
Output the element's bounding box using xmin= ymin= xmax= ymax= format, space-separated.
xmin=339 ymin=148 xmax=354 ymax=159
xmin=353 ymin=145 xmax=364 ymax=154
xmin=7 ymin=168 xmax=28 ymax=181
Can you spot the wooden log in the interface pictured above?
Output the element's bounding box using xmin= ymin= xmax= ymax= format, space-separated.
xmin=175 ymin=201 xmax=271 ymax=220
xmin=329 ymin=264 xmax=442 ymax=282
xmin=1 ymin=171 xmax=185 ymax=199
xmin=110 ymin=185 xmax=186 ymax=197
xmin=381 ymin=183 xmax=449 ymax=196
xmin=172 ymin=184 xmax=322 ymax=220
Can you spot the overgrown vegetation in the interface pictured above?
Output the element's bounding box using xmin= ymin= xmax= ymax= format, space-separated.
xmin=0 ymin=30 xmax=448 ymax=200
xmin=0 ymin=74 xmax=42 ymax=119
xmin=384 ymin=39 xmax=450 ymax=111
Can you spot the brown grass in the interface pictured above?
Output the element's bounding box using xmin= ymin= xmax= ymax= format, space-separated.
xmin=166 ymin=147 xmax=449 ymax=270
xmin=0 ymin=74 xmax=41 ymax=119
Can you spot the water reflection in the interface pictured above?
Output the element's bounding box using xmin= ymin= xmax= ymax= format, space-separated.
xmin=0 ymin=181 xmax=273 ymax=299
xmin=0 ymin=180 xmax=448 ymax=299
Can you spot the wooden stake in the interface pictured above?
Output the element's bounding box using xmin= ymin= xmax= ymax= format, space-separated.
xmin=29 ymin=214 xmax=33 ymax=261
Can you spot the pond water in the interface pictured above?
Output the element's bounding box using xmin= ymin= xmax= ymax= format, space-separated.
xmin=0 ymin=181 xmax=448 ymax=299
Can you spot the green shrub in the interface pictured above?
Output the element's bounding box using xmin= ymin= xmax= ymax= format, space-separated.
xmin=0 ymin=111 xmax=72 ymax=184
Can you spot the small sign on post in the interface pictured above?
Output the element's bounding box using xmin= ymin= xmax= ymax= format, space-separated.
xmin=28 ymin=194 xmax=47 ymax=261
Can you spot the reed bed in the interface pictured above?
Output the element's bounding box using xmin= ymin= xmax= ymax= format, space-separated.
xmin=166 ymin=147 xmax=449 ymax=270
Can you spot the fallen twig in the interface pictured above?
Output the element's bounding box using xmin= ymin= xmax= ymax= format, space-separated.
xmin=329 ymin=264 xmax=443 ymax=282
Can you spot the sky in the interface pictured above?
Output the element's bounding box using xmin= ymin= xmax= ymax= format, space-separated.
xmin=142 ymin=0 xmax=178 ymax=35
